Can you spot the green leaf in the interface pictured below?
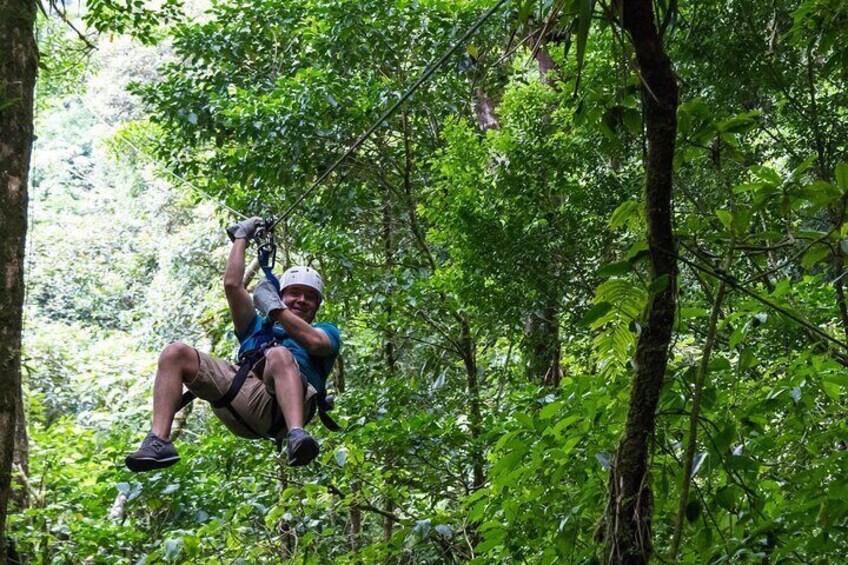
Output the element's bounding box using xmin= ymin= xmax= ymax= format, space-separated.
xmin=579 ymin=302 xmax=612 ymax=326
xmin=0 ymin=97 xmax=21 ymax=112
xmin=717 ymin=111 xmax=760 ymax=133
xmin=493 ymin=445 xmax=527 ymax=474
xmin=627 ymin=240 xmax=649 ymax=262
xmin=715 ymin=209 xmax=732 ymax=231
xmin=801 ymin=244 xmax=831 ymax=270
xmin=598 ymin=261 xmax=632 ymax=278
xmin=836 ymin=162 xmax=848 ymax=193
xmin=709 ymin=356 xmax=731 ymax=371
xmin=750 ymin=165 xmax=782 ymax=186
xmin=738 ymin=348 xmax=758 ymax=370
xmin=733 ymin=182 xmax=764 ymax=194
xmin=728 ymin=323 xmax=749 ymax=349
xmin=609 ymin=200 xmax=640 ymax=229
xmin=715 ymin=486 xmax=740 ymax=511
xmin=822 ymin=373 xmax=848 ymax=388
xmin=539 ymin=400 xmax=562 ymax=420
xmin=799 ymin=180 xmax=840 ymax=206
xmin=573 ymin=0 xmax=596 ymax=91
xmin=714 ymin=421 xmax=736 ymax=453
xmin=475 ymin=532 xmax=504 ymax=554
xmin=515 ymin=412 xmax=534 ymax=429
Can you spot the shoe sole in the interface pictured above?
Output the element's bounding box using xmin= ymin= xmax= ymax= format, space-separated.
xmin=125 ymin=455 xmax=180 ymax=473
xmin=288 ymin=439 xmax=319 ymax=466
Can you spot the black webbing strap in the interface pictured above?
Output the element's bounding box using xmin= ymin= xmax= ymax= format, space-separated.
xmin=178 ymin=390 xmax=196 ymax=410
xmin=211 ymin=359 xmax=253 ymax=409
xmin=212 ymin=352 xmax=266 ymax=438
xmin=315 ymin=392 xmax=342 ymax=432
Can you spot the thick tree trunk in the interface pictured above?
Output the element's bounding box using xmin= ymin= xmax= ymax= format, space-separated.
xmin=0 ymin=0 xmax=37 ymax=559
xmin=602 ymin=1 xmax=678 ymax=563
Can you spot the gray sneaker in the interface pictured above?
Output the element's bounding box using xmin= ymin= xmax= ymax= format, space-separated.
xmin=125 ymin=432 xmax=180 ymax=473
xmin=287 ymin=428 xmax=319 ymax=466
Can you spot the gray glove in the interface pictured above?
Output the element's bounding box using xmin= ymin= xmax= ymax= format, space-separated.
xmin=253 ymin=279 xmax=287 ymax=317
xmin=226 ymin=216 xmax=263 ymax=241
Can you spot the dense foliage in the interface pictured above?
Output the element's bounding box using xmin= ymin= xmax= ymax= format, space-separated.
xmin=9 ymin=0 xmax=848 ymax=562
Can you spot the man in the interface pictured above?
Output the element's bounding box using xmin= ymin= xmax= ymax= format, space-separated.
xmin=125 ymin=217 xmax=341 ymax=471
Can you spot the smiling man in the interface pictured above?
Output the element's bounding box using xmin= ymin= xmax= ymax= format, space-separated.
xmin=125 ymin=217 xmax=341 ymax=472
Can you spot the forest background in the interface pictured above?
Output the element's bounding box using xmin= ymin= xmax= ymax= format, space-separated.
xmin=3 ymin=0 xmax=848 ymax=563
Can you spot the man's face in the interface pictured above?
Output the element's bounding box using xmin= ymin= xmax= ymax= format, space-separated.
xmin=281 ymin=284 xmax=321 ymax=323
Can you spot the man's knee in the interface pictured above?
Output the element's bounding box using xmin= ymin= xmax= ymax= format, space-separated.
xmin=264 ymin=347 xmax=297 ymax=376
xmin=159 ymin=342 xmax=198 ymax=377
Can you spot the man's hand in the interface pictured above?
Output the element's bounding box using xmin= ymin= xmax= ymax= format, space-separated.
xmin=226 ymin=216 xmax=264 ymax=241
xmin=253 ymin=279 xmax=287 ymax=317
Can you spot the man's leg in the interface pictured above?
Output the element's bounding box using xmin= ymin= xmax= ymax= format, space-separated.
xmin=264 ymin=347 xmax=305 ymax=428
xmin=126 ymin=342 xmax=199 ymax=472
xmin=152 ymin=342 xmax=200 ymax=440
xmin=264 ymin=347 xmax=318 ymax=465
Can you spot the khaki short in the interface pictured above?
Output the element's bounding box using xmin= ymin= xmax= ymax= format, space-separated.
xmin=184 ymin=349 xmax=317 ymax=441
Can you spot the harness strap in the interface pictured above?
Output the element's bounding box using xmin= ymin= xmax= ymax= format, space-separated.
xmin=211 ymin=358 xmax=254 ymax=409
xmin=315 ymin=392 xmax=342 ymax=432
xmin=210 ymin=352 xmax=267 ymax=438
xmin=178 ymin=390 xmax=196 ymax=411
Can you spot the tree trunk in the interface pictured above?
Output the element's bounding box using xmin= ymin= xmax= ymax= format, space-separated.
xmin=0 ymin=0 xmax=37 ymax=559
xmin=381 ymin=189 xmax=397 ymax=542
xmin=602 ymin=1 xmax=678 ymax=563
xmin=524 ymin=300 xmax=561 ymax=387
xmin=11 ymin=391 xmax=28 ymax=511
xmin=460 ymin=319 xmax=484 ymax=491
xmin=530 ymin=29 xmax=559 ymax=87
xmin=349 ymin=480 xmax=361 ymax=549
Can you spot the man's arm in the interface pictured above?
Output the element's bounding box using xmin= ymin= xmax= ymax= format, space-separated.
xmin=224 ymin=219 xmax=263 ymax=336
xmin=268 ymin=309 xmax=334 ymax=356
xmin=252 ymin=280 xmax=335 ymax=356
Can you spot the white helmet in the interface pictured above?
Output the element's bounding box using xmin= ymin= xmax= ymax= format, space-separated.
xmin=280 ymin=266 xmax=324 ymax=299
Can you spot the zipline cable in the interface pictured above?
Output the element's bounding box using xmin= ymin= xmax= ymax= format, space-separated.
xmin=674 ymin=251 xmax=848 ymax=354
xmin=270 ymin=0 xmax=511 ymax=230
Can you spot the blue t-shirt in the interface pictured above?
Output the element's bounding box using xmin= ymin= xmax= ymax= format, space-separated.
xmin=237 ymin=315 xmax=341 ymax=393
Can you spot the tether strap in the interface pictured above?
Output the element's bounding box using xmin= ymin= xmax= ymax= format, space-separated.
xmin=257 ymin=241 xmax=281 ymax=291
